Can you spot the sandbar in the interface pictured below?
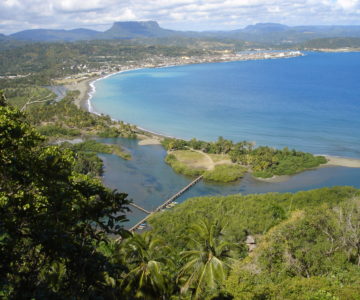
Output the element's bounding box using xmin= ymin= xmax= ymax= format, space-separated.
xmin=324 ymin=155 xmax=360 ymax=168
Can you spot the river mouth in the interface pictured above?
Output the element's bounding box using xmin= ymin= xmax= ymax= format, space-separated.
xmin=97 ymin=138 xmax=360 ymax=228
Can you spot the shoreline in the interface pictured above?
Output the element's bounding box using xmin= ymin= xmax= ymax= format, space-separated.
xmin=67 ymin=54 xmax=360 ymax=174
xmin=79 ymin=50 xmax=305 ymax=113
xmin=253 ymin=155 xmax=360 ymax=183
xmin=86 ymin=68 xmax=144 ymax=114
xmin=323 ymin=155 xmax=360 ymax=168
xmin=78 ymin=51 xmax=305 ymax=139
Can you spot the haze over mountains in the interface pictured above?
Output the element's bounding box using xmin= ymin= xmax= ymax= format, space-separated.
xmin=3 ymin=21 xmax=360 ymax=44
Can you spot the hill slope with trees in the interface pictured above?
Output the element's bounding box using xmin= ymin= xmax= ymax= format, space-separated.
xmin=1 ymin=92 xmax=359 ymax=299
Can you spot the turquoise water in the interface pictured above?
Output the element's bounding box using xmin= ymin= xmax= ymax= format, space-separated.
xmin=91 ymin=53 xmax=360 ymax=227
xmin=97 ymin=138 xmax=360 ymax=228
xmin=92 ymin=52 xmax=360 ymax=158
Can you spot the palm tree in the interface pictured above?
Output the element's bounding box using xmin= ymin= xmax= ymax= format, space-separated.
xmin=178 ymin=219 xmax=233 ymax=299
xmin=121 ymin=232 xmax=174 ymax=299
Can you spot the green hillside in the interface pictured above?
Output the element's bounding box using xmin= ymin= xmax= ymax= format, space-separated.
xmin=148 ymin=187 xmax=360 ymax=299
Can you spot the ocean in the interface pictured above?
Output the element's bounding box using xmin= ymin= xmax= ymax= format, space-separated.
xmin=91 ymin=52 xmax=360 ymax=158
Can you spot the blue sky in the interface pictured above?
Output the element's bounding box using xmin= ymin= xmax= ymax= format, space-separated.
xmin=1 ymin=0 xmax=360 ymax=34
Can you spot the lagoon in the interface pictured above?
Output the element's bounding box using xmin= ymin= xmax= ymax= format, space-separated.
xmin=98 ymin=138 xmax=360 ymax=228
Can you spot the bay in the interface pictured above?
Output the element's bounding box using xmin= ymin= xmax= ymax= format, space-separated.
xmin=91 ymin=52 xmax=360 ymax=227
xmin=92 ymin=52 xmax=360 ymax=158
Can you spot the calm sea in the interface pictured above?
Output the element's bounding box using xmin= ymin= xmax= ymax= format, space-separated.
xmin=91 ymin=52 xmax=360 ymax=158
xmin=91 ymin=52 xmax=360 ymax=227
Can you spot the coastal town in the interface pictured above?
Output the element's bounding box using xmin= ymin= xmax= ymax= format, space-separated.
xmin=50 ymin=50 xmax=303 ymax=110
xmin=54 ymin=50 xmax=303 ymax=86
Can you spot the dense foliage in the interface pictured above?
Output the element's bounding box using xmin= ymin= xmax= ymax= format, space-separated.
xmin=58 ymin=140 xmax=131 ymax=177
xmin=203 ymin=164 xmax=247 ymax=183
xmin=0 ymin=92 xmax=131 ymax=298
xmin=3 ymin=85 xmax=56 ymax=109
xmin=149 ymin=187 xmax=360 ymax=299
xmin=25 ymin=91 xmax=137 ymax=139
xmin=162 ymin=137 xmax=327 ymax=178
xmin=60 ymin=140 xmax=131 ymax=160
xmin=226 ymin=198 xmax=360 ymax=299
xmin=37 ymin=124 xmax=81 ymax=137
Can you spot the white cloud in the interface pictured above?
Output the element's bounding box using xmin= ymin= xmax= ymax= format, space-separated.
xmin=0 ymin=0 xmax=360 ymax=34
xmin=53 ymin=0 xmax=107 ymax=12
xmin=336 ymin=0 xmax=359 ymax=10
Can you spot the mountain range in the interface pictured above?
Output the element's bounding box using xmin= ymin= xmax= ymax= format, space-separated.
xmin=3 ymin=21 xmax=360 ymax=44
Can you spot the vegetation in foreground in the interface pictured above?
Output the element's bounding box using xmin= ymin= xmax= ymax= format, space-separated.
xmin=162 ymin=137 xmax=327 ymax=180
xmin=58 ymin=140 xmax=131 ymax=177
xmin=1 ymin=92 xmax=360 ymax=299
xmin=148 ymin=187 xmax=360 ymax=299
xmin=0 ymin=92 xmax=130 ymax=298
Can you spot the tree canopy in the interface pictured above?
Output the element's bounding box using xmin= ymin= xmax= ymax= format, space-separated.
xmin=0 ymin=91 xmax=130 ymax=299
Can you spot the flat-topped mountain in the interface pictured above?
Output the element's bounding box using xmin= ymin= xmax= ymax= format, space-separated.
xmin=100 ymin=21 xmax=177 ymax=39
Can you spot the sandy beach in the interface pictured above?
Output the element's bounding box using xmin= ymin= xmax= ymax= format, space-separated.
xmin=324 ymin=155 xmax=360 ymax=168
xmin=252 ymin=174 xmax=292 ymax=183
xmin=64 ymin=77 xmax=96 ymax=110
xmin=137 ymin=134 xmax=162 ymax=145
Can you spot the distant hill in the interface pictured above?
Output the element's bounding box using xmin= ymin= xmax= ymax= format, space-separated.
xmin=301 ymin=37 xmax=360 ymax=49
xmin=10 ymin=28 xmax=100 ymax=42
xmin=243 ymin=23 xmax=290 ymax=33
xmin=220 ymin=23 xmax=360 ymax=44
xmin=0 ymin=33 xmax=11 ymax=41
xmin=99 ymin=21 xmax=177 ymax=39
xmin=5 ymin=21 xmax=360 ymax=46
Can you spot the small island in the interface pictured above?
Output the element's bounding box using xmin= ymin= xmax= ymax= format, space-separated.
xmin=161 ymin=137 xmax=328 ymax=183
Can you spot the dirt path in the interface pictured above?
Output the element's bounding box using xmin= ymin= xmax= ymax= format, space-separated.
xmin=191 ymin=149 xmax=215 ymax=170
xmin=214 ymin=159 xmax=233 ymax=166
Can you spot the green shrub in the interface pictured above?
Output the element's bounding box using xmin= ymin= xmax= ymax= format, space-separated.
xmin=203 ymin=164 xmax=247 ymax=183
xmin=37 ymin=124 xmax=80 ymax=137
xmin=164 ymin=154 xmax=204 ymax=177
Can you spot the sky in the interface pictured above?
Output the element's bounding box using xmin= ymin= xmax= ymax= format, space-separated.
xmin=1 ymin=0 xmax=360 ymax=34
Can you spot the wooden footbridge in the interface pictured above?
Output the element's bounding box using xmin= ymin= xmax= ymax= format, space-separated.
xmin=129 ymin=203 xmax=152 ymax=214
xmin=127 ymin=175 xmax=203 ymax=232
